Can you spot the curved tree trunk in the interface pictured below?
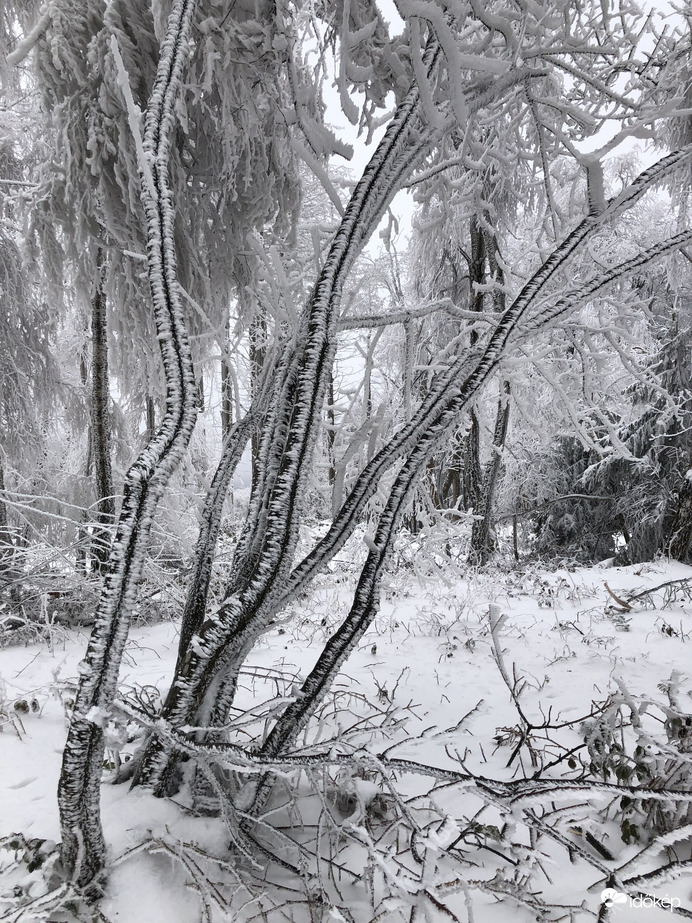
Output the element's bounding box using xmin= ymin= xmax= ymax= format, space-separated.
xmin=57 ymin=0 xmax=199 ymax=890
xmin=134 ymin=36 xmax=445 ymax=793
xmin=254 ymin=152 xmax=692 ymax=774
xmin=174 ymin=406 xmax=261 ymax=673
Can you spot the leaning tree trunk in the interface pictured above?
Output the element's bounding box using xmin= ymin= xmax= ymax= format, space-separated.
xmin=57 ymin=0 xmax=199 ymax=890
xmin=174 ymin=403 xmax=263 ymax=674
xmin=251 ymin=159 xmax=692 ymax=802
xmin=134 ymin=36 xmax=445 ymax=793
xmin=90 ymin=247 xmax=115 ymax=574
xmin=134 ymin=64 xmax=692 ymax=809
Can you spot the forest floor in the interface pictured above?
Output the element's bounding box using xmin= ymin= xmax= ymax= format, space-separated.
xmin=1 ymin=542 xmax=692 ymax=922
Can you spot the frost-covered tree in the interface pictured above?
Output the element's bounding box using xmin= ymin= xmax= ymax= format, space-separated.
xmin=0 ymin=14 xmax=61 ymax=595
xmin=6 ymin=0 xmax=692 ymax=901
xmin=140 ymin=0 xmax=692 ymax=866
xmin=505 ymin=188 xmax=692 ymax=564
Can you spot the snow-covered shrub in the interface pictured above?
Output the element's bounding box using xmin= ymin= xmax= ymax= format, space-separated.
xmin=583 ymin=677 xmax=692 ymax=844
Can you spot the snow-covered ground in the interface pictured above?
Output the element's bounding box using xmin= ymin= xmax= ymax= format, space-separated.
xmin=2 ymin=557 xmax=692 ymax=921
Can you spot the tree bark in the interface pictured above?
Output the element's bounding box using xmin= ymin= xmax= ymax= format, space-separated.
xmin=75 ymin=431 xmax=93 ymax=576
xmin=220 ymin=318 xmax=233 ymax=440
xmin=145 ymin=394 xmax=156 ymax=443
xmin=175 ymin=407 xmax=260 ymax=673
xmin=469 ymin=381 xmax=511 ymax=564
xmin=469 ymin=226 xmax=509 ymax=564
xmin=249 ymin=309 xmax=266 ymax=490
xmin=461 ymin=217 xmax=485 ymax=514
xmin=58 ymin=0 xmax=200 ymax=890
xmin=463 ymin=410 xmax=482 ymax=512
xmin=327 ymin=364 xmax=337 ymax=500
xmin=669 ymin=459 xmax=692 ymax=562
xmin=76 ymin=340 xmax=92 ymax=575
xmin=90 ymin=247 xmax=115 ymax=574
xmin=133 ymin=38 xmax=445 ymax=792
xmin=0 ymin=461 xmax=17 ymax=598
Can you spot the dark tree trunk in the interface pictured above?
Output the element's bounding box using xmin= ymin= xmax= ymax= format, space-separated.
xmin=90 ymin=248 xmax=114 ymax=575
xmin=146 ymin=394 xmax=156 ymax=442
xmin=669 ymin=458 xmax=692 ymax=561
xmin=220 ymin=319 xmax=233 ymax=440
xmin=469 ymin=225 xmax=510 ymax=564
xmin=0 ymin=461 xmax=8 ymax=548
xmin=0 ymin=462 xmax=18 ymax=600
xmin=249 ymin=309 xmax=266 ymax=489
xmin=327 ymin=365 xmax=337 ymax=497
xmin=58 ymin=0 xmax=200 ymax=889
xmin=197 ymin=373 xmax=205 ymax=412
xmin=463 ymin=410 xmax=482 ymax=512
xmin=469 ymin=381 xmax=511 ymax=564
xmin=461 ymin=216 xmax=486 ymax=513
xmin=75 ymin=431 xmax=93 ymax=575
xmin=441 ymin=427 xmax=463 ymax=508
xmin=76 ymin=341 xmax=92 ymax=575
